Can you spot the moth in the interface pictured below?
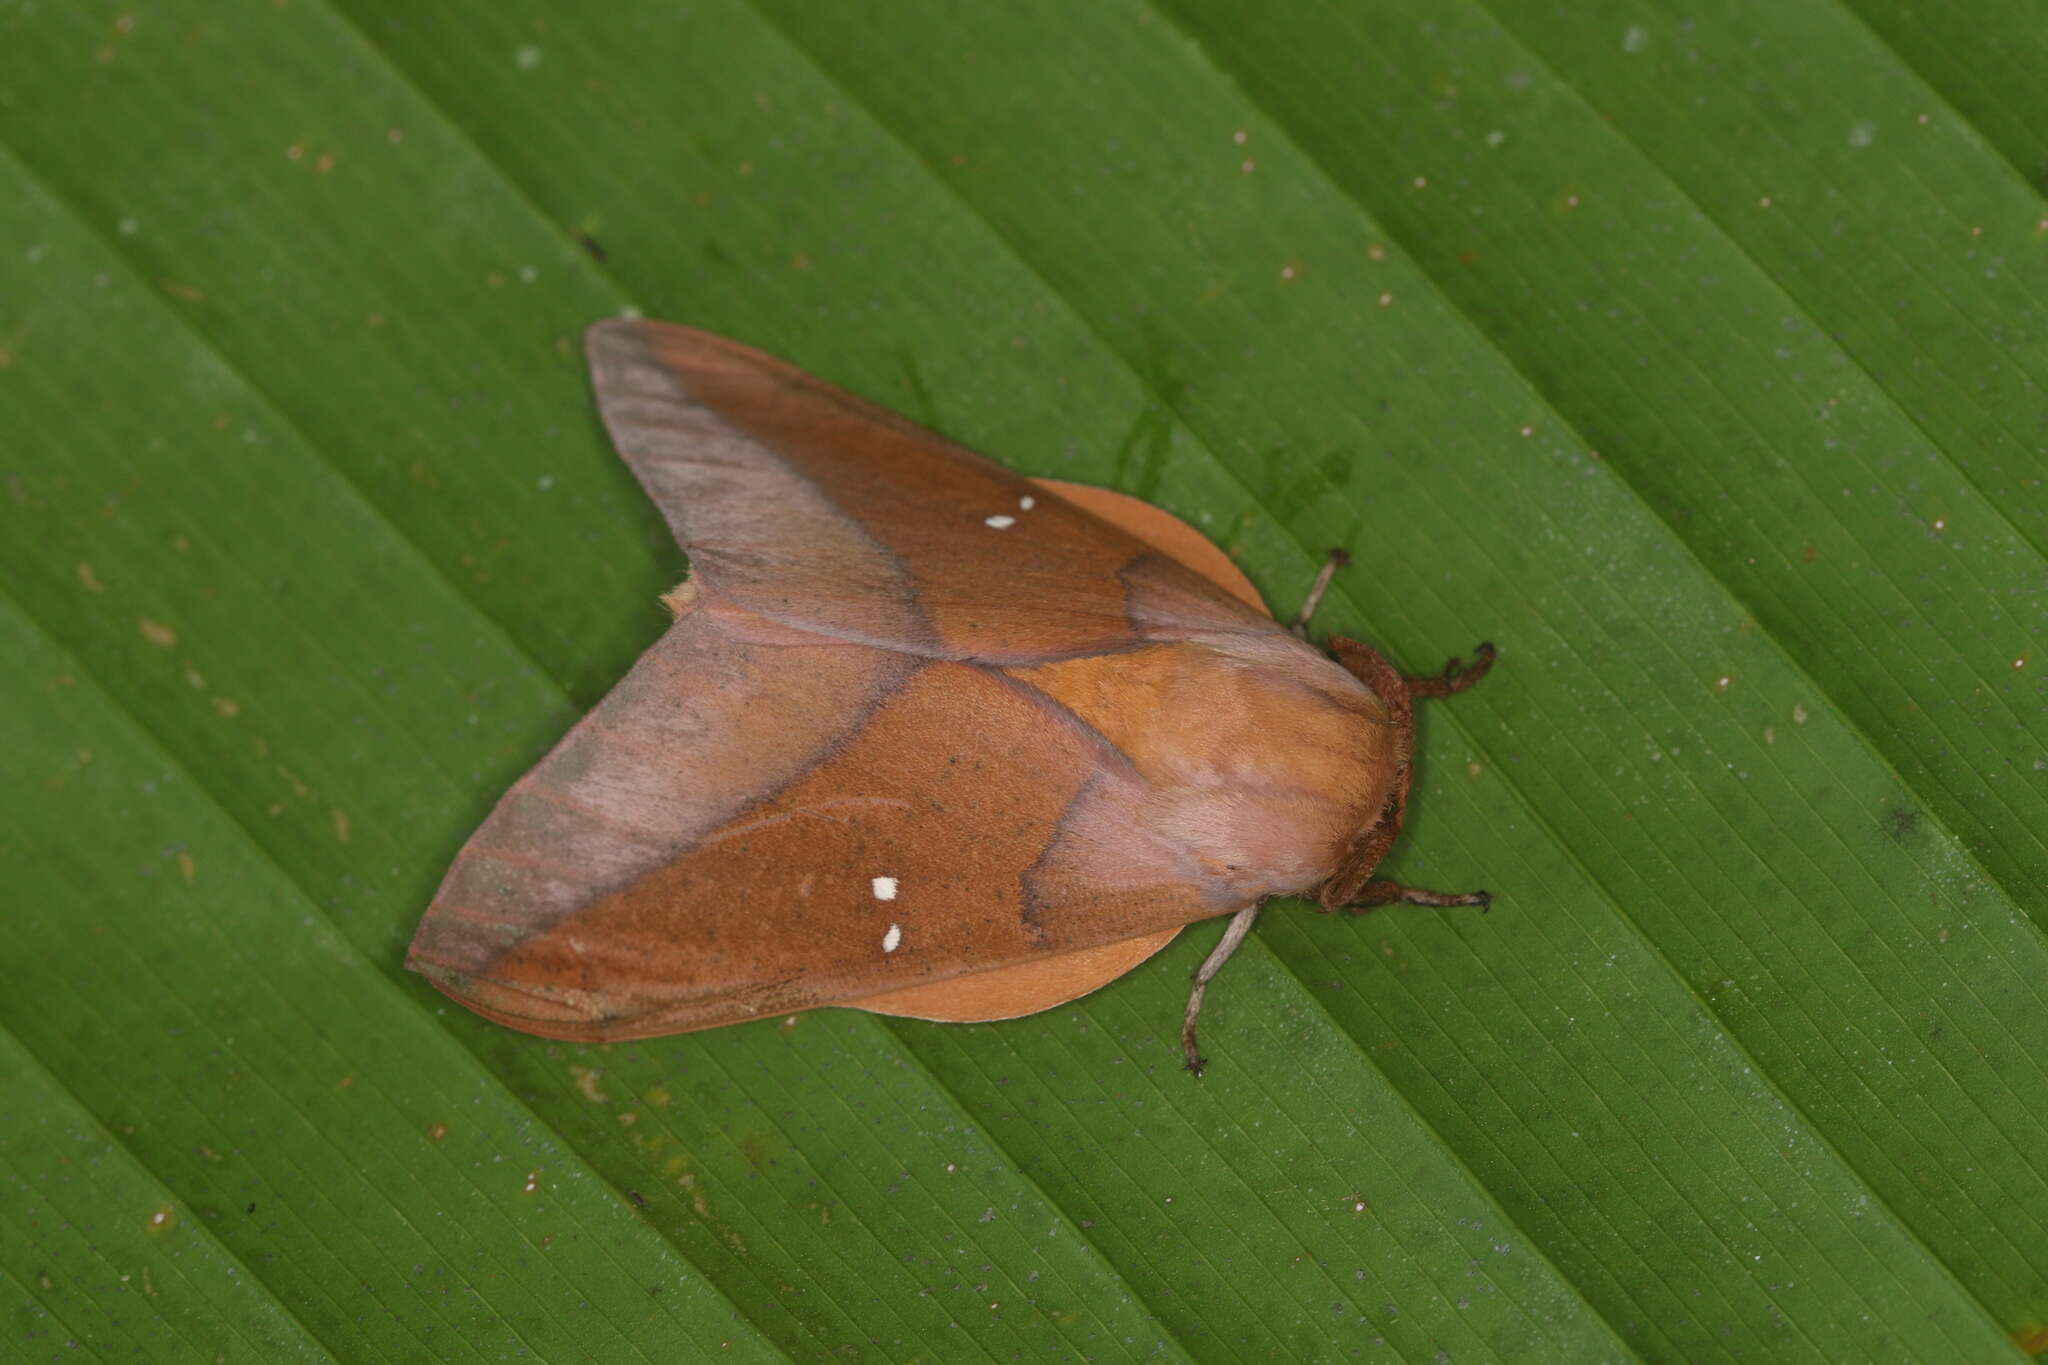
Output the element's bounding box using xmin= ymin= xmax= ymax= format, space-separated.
xmin=409 ymin=320 xmax=1494 ymax=1074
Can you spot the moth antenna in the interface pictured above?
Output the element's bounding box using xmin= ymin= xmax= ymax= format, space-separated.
xmin=1290 ymin=548 xmax=1352 ymax=638
xmin=1181 ymin=904 xmax=1262 ymax=1076
xmin=1405 ymin=641 xmax=1495 ymax=698
xmin=1344 ymin=881 xmax=1492 ymax=913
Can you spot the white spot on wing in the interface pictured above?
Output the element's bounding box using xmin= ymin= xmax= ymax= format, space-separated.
xmin=882 ymin=923 xmax=902 ymax=953
xmin=871 ymin=875 xmax=898 ymax=900
xmin=984 ymin=514 xmax=1017 ymax=529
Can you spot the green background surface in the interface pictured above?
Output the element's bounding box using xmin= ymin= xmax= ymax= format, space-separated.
xmin=4 ymin=1 xmax=2045 ymax=1359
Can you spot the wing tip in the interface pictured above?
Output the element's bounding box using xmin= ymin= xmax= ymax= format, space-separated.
xmin=586 ymin=316 xmax=805 ymax=388
xmin=585 ymin=314 xmax=644 ymax=341
xmin=407 ymin=946 xmax=632 ymax=1042
xmin=585 ymin=315 xmax=656 ymax=373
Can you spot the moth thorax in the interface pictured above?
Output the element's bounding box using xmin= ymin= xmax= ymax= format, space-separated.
xmin=1150 ymin=681 xmax=1399 ymax=900
xmin=1016 ymin=641 xmax=1398 ymax=902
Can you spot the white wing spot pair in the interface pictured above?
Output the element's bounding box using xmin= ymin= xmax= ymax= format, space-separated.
xmin=983 ymin=494 xmax=1036 ymax=530
xmin=872 ymin=875 xmax=904 ymax=953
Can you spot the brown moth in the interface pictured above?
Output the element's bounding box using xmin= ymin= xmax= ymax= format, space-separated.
xmin=408 ymin=320 xmax=1494 ymax=1074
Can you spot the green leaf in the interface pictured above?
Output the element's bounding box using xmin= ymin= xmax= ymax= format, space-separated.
xmin=3 ymin=0 xmax=2043 ymax=1359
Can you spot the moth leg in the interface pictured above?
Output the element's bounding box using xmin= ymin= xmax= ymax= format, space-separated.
xmin=1405 ymin=642 xmax=1495 ymax=699
xmin=1344 ymin=880 xmax=1491 ymax=913
xmin=1181 ymin=904 xmax=1262 ymax=1077
xmin=1289 ymin=549 xmax=1353 ymax=638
